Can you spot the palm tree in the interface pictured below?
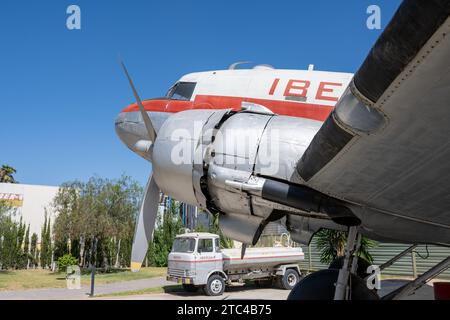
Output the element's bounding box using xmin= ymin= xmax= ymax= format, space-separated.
xmin=0 ymin=165 xmax=18 ymax=183
xmin=209 ymin=213 xmax=234 ymax=249
xmin=315 ymin=229 xmax=377 ymax=264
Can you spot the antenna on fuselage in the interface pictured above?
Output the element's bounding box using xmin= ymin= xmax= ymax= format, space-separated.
xmin=228 ymin=61 xmax=252 ymax=70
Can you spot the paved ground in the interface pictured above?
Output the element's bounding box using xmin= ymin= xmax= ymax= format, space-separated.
xmin=378 ymin=279 xmax=435 ymax=300
xmin=103 ymin=284 xmax=292 ymax=300
xmin=0 ymin=276 xmax=442 ymax=300
xmin=100 ymin=279 xmax=437 ymax=300
xmin=0 ymin=277 xmax=171 ymax=300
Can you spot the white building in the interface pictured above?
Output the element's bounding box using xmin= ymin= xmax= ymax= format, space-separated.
xmin=0 ymin=183 xmax=59 ymax=239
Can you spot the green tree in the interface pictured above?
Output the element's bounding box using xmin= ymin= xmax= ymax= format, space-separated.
xmin=51 ymin=181 xmax=81 ymax=261
xmin=17 ymin=217 xmax=25 ymax=251
xmin=52 ymin=175 xmax=142 ymax=269
xmin=40 ymin=214 xmax=48 ymax=268
xmin=14 ymin=217 xmax=28 ymax=269
xmin=23 ymin=225 xmax=30 ymax=268
xmin=0 ymin=202 xmax=23 ymax=269
xmin=57 ymin=254 xmax=78 ymax=272
xmin=45 ymin=216 xmax=52 ymax=268
xmin=147 ymin=199 xmax=183 ymax=267
xmin=0 ymin=191 xmax=20 ymax=268
xmin=0 ymin=216 xmax=20 ymax=269
xmin=30 ymin=233 xmax=38 ymax=268
xmin=24 ymin=224 xmax=30 ymax=254
xmin=315 ymin=229 xmax=377 ymax=264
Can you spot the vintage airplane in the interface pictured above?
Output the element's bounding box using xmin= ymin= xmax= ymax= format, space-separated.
xmin=116 ymin=0 xmax=450 ymax=299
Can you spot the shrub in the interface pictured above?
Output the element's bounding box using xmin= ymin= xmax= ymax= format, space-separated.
xmin=57 ymin=254 xmax=78 ymax=272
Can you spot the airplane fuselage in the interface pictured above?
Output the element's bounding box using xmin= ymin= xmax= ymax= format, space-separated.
xmin=116 ymin=67 xmax=352 ymax=159
xmin=121 ymin=67 xmax=352 ymax=119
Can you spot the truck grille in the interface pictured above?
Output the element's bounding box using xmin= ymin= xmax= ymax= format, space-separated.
xmin=168 ymin=268 xmax=185 ymax=277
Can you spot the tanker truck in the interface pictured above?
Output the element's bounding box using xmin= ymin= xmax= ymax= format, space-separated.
xmin=166 ymin=232 xmax=304 ymax=296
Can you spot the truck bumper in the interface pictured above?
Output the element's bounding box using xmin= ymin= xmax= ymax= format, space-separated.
xmin=166 ymin=276 xmax=194 ymax=285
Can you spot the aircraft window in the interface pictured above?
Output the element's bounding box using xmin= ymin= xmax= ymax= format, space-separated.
xmin=166 ymin=82 xmax=196 ymax=101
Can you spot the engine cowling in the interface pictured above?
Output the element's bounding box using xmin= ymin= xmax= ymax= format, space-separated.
xmin=152 ymin=109 xmax=218 ymax=205
xmin=151 ymin=106 xmax=328 ymax=244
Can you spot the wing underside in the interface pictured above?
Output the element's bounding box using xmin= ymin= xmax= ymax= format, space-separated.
xmin=296 ymin=0 xmax=450 ymax=244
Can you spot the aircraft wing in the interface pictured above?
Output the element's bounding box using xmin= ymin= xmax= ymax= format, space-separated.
xmin=295 ymin=0 xmax=450 ymax=244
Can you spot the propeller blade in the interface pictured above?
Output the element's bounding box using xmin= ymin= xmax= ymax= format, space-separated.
xmin=120 ymin=60 xmax=157 ymax=142
xmin=241 ymin=243 xmax=247 ymax=260
xmin=130 ymin=172 xmax=160 ymax=272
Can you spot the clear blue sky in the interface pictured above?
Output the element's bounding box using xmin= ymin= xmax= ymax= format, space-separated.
xmin=0 ymin=0 xmax=401 ymax=187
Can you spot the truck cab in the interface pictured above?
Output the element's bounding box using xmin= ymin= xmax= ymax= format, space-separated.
xmin=167 ymin=232 xmax=304 ymax=296
xmin=167 ymin=233 xmax=225 ymax=293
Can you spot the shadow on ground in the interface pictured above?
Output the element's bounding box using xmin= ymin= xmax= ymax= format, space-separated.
xmin=161 ymin=283 xmax=283 ymax=298
xmin=161 ymin=279 xmax=437 ymax=300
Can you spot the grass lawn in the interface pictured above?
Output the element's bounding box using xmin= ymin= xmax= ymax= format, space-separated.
xmin=0 ymin=267 xmax=167 ymax=291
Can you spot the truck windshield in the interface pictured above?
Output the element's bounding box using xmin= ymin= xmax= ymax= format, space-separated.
xmin=172 ymin=238 xmax=196 ymax=253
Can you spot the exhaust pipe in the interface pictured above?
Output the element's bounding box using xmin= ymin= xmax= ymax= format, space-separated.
xmin=226 ymin=176 xmax=360 ymax=227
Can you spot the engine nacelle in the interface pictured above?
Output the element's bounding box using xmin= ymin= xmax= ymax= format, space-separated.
xmin=152 ymin=106 xmax=327 ymax=244
xmin=152 ymin=109 xmax=218 ymax=205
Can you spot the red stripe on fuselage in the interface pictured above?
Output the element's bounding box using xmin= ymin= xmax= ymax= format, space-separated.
xmin=121 ymin=99 xmax=195 ymax=113
xmin=121 ymin=95 xmax=334 ymax=121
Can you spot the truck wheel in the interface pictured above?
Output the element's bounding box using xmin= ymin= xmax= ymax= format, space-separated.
xmin=182 ymin=284 xmax=198 ymax=293
xmin=204 ymin=275 xmax=225 ymax=296
xmin=288 ymin=269 xmax=379 ymax=300
xmin=280 ymin=269 xmax=300 ymax=290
